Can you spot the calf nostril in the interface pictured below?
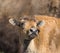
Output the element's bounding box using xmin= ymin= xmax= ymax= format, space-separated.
xmin=30 ymin=29 xmax=33 ymax=32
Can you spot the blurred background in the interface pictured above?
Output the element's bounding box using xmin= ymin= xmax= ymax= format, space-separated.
xmin=0 ymin=0 xmax=60 ymax=53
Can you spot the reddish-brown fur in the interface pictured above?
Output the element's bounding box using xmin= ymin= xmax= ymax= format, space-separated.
xmin=30 ymin=15 xmax=60 ymax=53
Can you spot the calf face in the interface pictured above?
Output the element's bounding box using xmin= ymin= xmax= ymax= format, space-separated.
xmin=9 ymin=16 xmax=45 ymax=40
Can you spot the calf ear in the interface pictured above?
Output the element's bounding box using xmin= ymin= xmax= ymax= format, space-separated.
xmin=37 ymin=20 xmax=45 ymax=27
xmin=9 ymin=18 xmax=19 ymax=26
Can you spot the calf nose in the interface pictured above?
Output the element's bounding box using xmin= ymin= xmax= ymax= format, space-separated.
xmin=28 ymin=27 xmax=40 ymax=39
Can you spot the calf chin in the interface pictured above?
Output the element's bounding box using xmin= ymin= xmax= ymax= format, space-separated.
xmin=24 ymin=39 xmax=37 ymax=53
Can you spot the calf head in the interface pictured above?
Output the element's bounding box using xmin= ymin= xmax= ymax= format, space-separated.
xmin=9 ymin=16 xmax=45 ymax=39
xmin=9 ymin=16 xmax=45 ymax=52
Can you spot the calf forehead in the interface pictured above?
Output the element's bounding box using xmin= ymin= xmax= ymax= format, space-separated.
xmin=27 ymin=21 xmax=36 ymax=26
xmin=24 ymin=21 xmax=37 ymax=30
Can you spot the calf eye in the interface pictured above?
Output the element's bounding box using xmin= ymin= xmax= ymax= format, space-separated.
xmin=19 ymin=22 xmax=25 ymax=29
xmin=20 ymin=22 xmax=24 ymax=26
